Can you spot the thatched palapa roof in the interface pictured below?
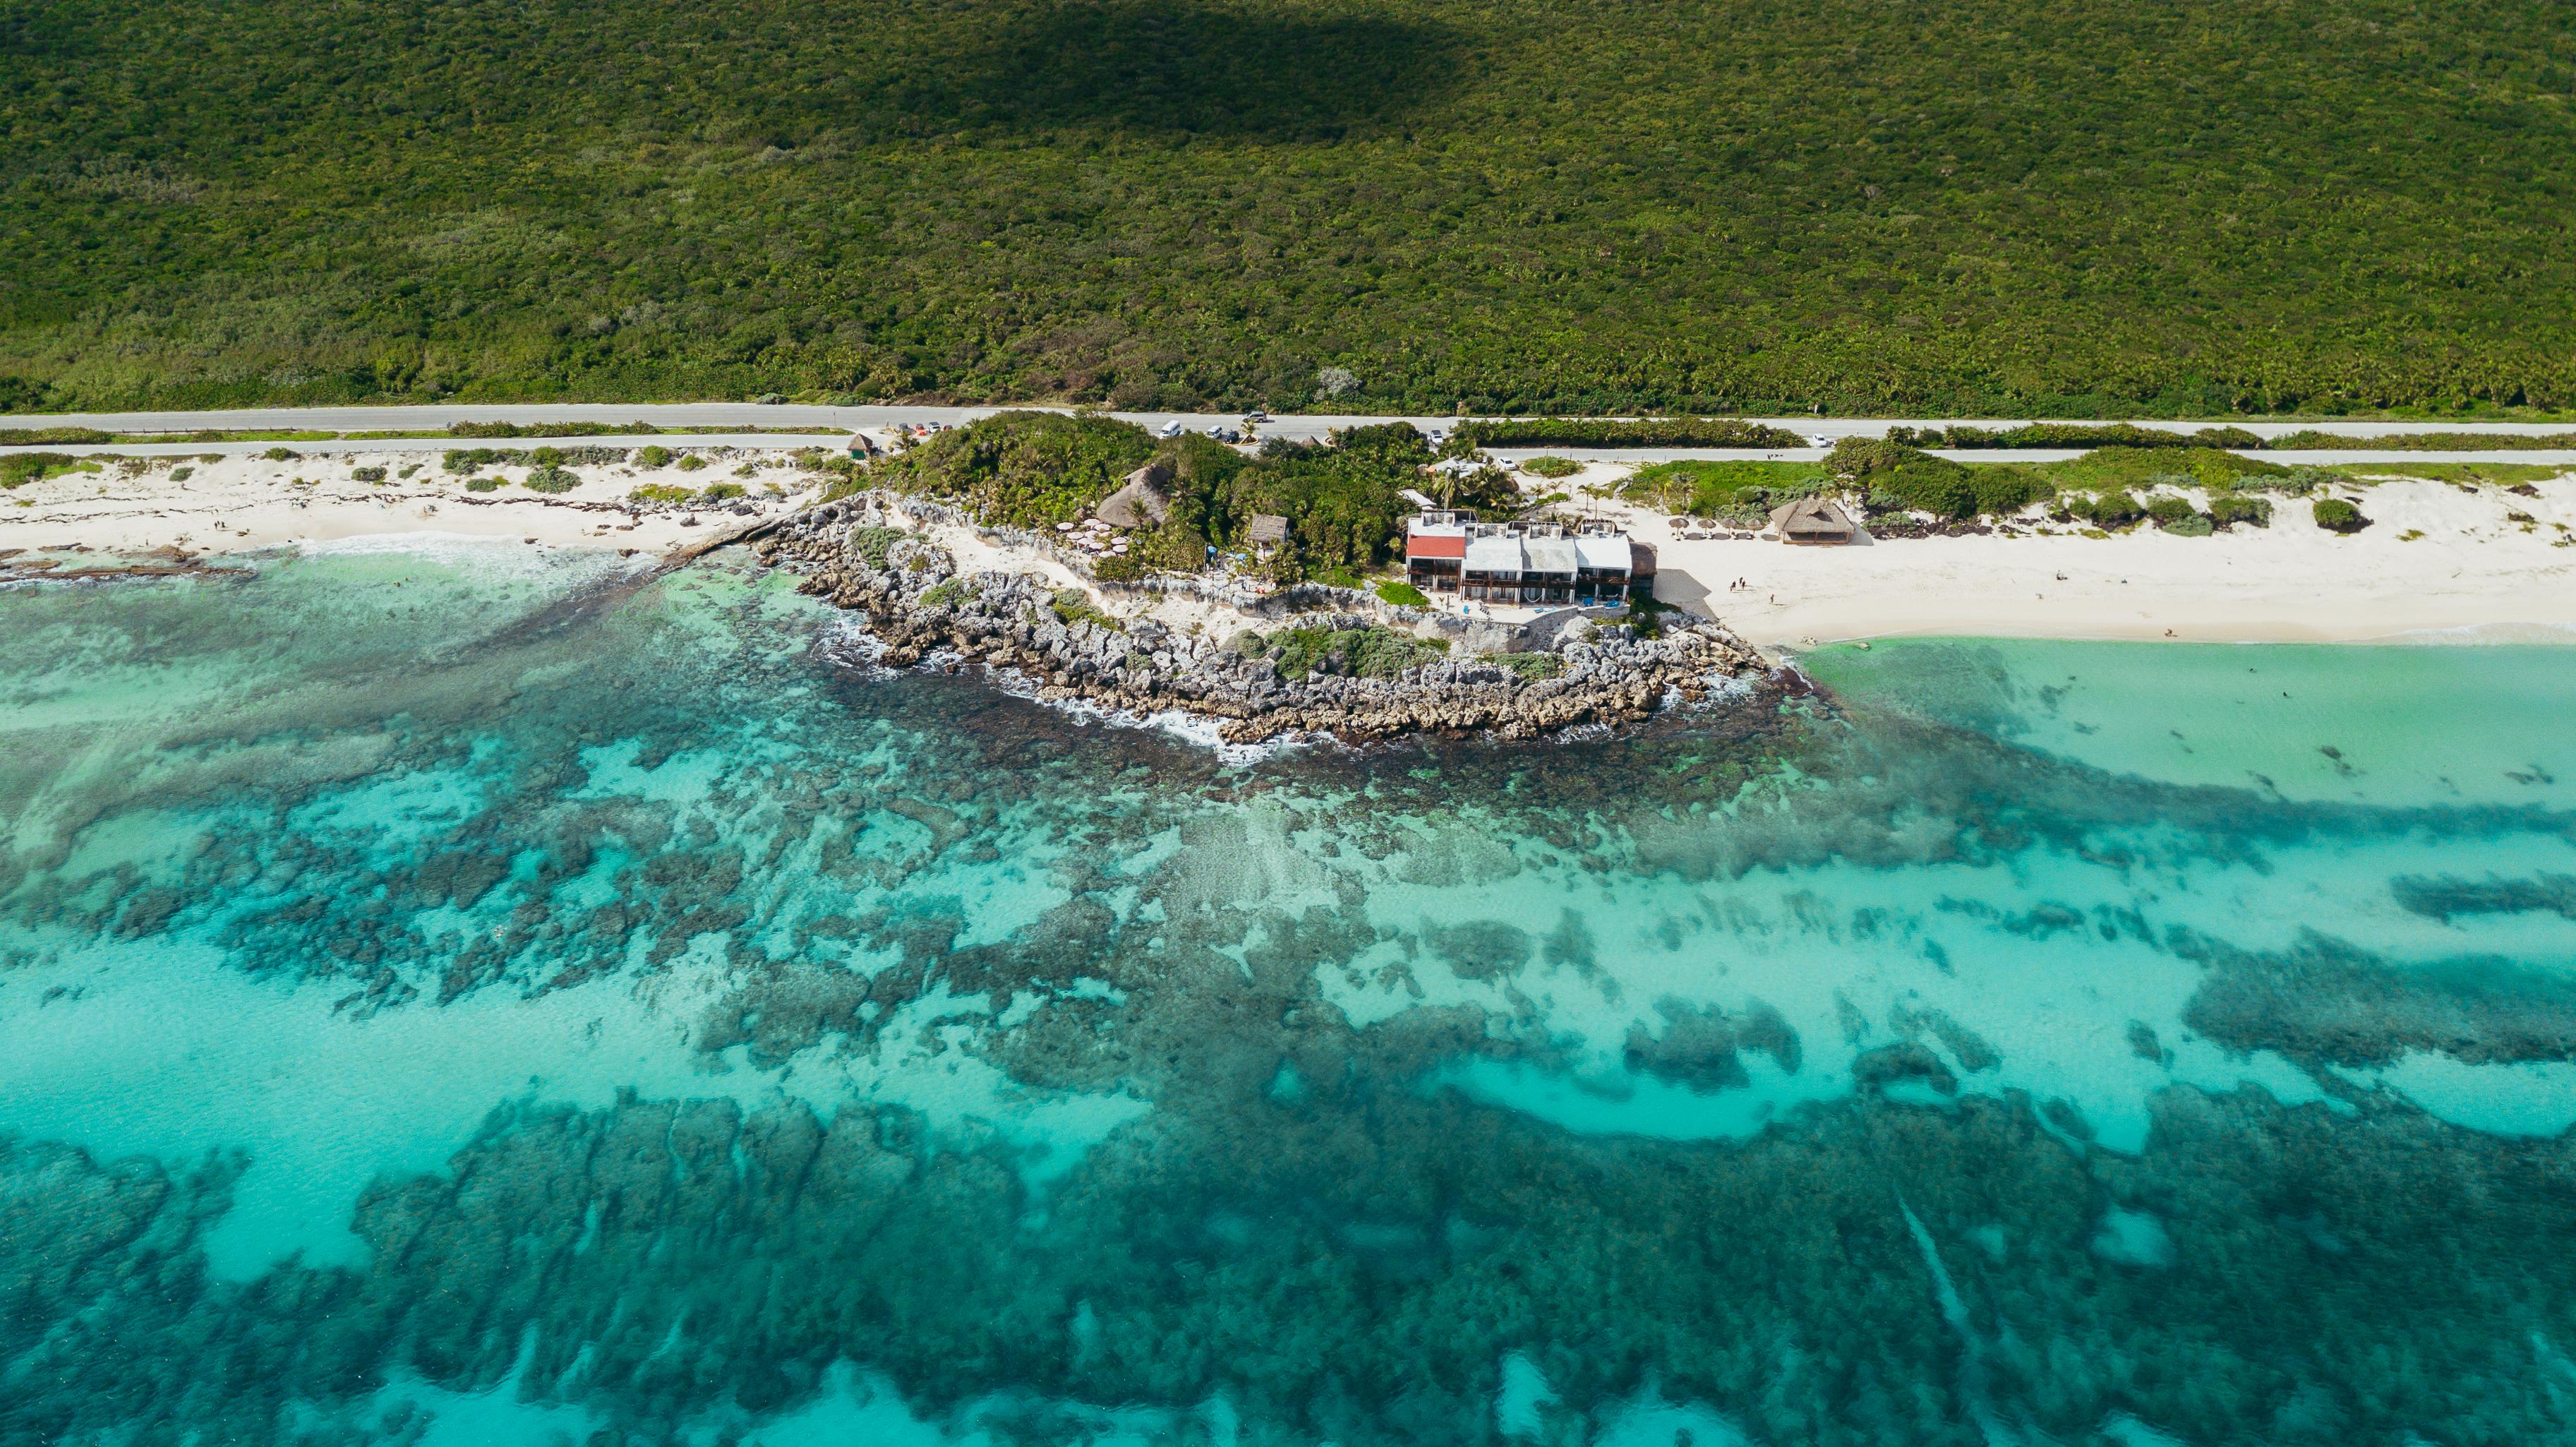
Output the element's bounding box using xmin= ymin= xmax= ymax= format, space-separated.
xmin=1097 ymin=462 xmax=1172 ymax=529
xmin=1776 ymin=496 xmax=1854 ymax=544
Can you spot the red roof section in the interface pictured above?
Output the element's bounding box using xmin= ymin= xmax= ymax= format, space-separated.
xmin=1407 ymin=533 xmax=1466 ymax=558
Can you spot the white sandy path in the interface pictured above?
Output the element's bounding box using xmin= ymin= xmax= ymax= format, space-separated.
xmin=1570 ymin=470 xmax=2576 ymax=645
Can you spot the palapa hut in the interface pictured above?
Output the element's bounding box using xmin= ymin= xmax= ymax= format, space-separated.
xmin=1246 ymin=514 xmax=1290 ymax=558
xmin=1774 ymin=497 xmax=1855 ymax=546
xmin=1097 ymin=462 xmax=1172 ymax=529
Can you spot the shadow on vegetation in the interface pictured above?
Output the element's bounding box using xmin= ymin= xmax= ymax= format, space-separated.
xmin=899 ymin=0 xmax=1465 ymax=139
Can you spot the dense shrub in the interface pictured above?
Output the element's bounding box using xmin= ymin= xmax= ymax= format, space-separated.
xmin=1049 ymin=587 xmax=1122 ymax=632
xmin=2313 ymin=498 xmax=2370 ymax=532
xmin=0 ymin=428 xmax=112 ymax=445
xmin=2069 ymin=491 xmax=2147 ymax=527
xmin=1519 ymin=455 xmax=1581 ymax=479
xmin=1624 ymin=460 xmax=1824 ymax=521
xmin=675 ymin=454 xmax=709 ymax=473
xmin=636 ymin=445 xmax=674 ymax=469
xmin=2268 ymin=430 xmax=2576 ymax=451
xmin=2144 ymin=496 xmax=2215 ymax=535
xmin=351 ymin=465 xmax=386 ymax=484
xmin=698 ymin=482 xmax=746 ymax=503
xmin=1970 ymin=467 xmax=2047 ymax=515
xmin=465 ymin=476 xmax=502 ymax=493
xmin=447 ymin=421 xmax=657 ymax=439
xmin=630 ymin=483 xmax=693 ymax=505
xmin=2209 ymin=496 xmax=2273 ymax=528
xmin=1376 ymin=580 xmax=1431 ymax=606
xmin=260 ymin=446 xmax=300 ymax=462
xmin=1268 ymin=626 xmax=1447 ymax=679
xmin=0 ymin=452 xmax=85 ymax=488
xmin=877 ymin=411 xmax=1156 ymax=527
xmin=1927 ymin=424 xmax=2264 ymax=450
xmin=1483 ymin=652 xmax=1565 ymax=681
xmin=846 ymin=526 xmax=905 ymax=568
xmin=522 ymin=467 xmax=578 ymax=494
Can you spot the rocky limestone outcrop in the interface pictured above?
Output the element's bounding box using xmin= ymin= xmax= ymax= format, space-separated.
xmin=755 ymin=496 xmax=1767 ymax=743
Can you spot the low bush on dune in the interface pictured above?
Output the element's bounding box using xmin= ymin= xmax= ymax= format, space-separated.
xmin=2144 ymin=496 xmax=2215 ymax=534
xmin=2065 ymin=490 xmax=2146 ymax=527
xmin=522 ymin=467 xmax=578 ymax=494
xmin=2313 ymin=498 xmax=2371 ymax=532
xmin=1623 ymin=460 xmax=1823 ymax=523
xmin=2209 ymin=496 xmax=2273 ymax=528
xmin=0 ymin=452 xmax=91 ymax=488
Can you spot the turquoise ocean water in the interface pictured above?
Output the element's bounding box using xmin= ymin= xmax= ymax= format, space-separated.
xmin=4 ymin=542 xmax=2575 ymax=1446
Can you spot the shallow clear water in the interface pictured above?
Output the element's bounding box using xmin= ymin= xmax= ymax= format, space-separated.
xmin=4 ymin=546 xmax=2575 ymax=1446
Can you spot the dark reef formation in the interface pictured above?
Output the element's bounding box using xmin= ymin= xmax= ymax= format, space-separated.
xmin=6 ymin=553 xmax=2576 ymax=1446
xmin=756 ymin=496 xmax=1769 ymax=743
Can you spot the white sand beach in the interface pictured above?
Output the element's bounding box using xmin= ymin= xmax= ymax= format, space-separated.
xmin=8 ymin=446 xmax=2574 ymax=647
xmin=0 ymin=447 xmax=818 ymax=560
xmin=1582 ymin=472 xmax=2576 ymax=646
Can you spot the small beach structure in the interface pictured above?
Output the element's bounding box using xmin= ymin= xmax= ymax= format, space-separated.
xmin=1097 ymin=462 xmax=1172 ymax=529
xmin=1776 ymin=497 xmax=1855 ymax=545
xmin=1247 ymin=514 xmax=1290 ymax=559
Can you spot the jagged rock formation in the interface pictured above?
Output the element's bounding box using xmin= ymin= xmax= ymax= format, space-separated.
xmin=757 ymin=496 xmax=1769 ymax=742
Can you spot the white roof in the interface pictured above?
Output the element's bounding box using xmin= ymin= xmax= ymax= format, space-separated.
xmin=1524 ymin=536 xmax=1579 ymax=574
xmin=1574 ymin=534 xmax=1632 ymax=570
xmin=1464 ymin=535 xmax=1525 ymax=572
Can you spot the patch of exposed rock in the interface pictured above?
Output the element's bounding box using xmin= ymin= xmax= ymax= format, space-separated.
xmin=756 ymin=497 xmax=1768 ymax=743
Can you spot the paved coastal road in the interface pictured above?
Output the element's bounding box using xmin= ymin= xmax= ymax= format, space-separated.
xmin=6 ymin=404 xmax=2576 ymax=445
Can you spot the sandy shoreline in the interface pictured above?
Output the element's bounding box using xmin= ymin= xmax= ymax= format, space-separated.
xmin=7 ymin=448 xmax=2575 ymax=649
xmin=1569 ymin=469 xmax=2576 ymax=647
xmin=0 ymin=446 xmax=817 ymax=560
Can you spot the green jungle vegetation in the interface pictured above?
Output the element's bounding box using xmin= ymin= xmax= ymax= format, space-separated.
xmin=4 ymin=0 xmax=2572 ymax=416
xmin=857 ymin=412 xmax=1511 ymax=582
